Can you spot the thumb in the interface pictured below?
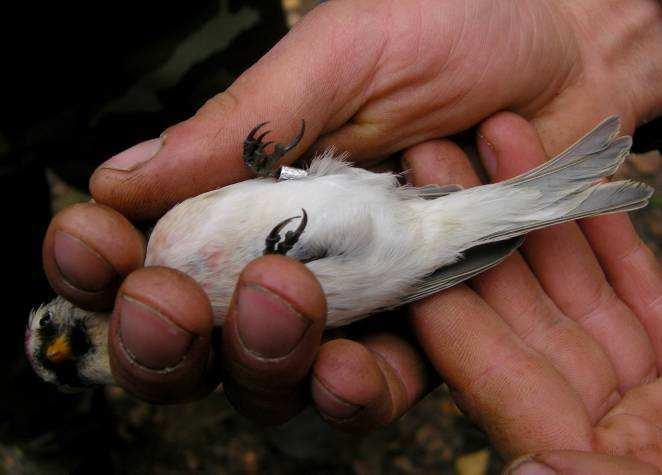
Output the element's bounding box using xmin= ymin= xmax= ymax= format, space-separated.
xmin=504 ymin=451 xmax=659 ymax=475
xmin=89 ymin=2 xmax=383 ymax=221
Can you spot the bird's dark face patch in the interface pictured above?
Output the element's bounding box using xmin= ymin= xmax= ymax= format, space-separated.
xmin=37 ymin=311 xmax=56 ymax=339
xmin=35 ymin=316 xmax=94 ymax=388
xmin=69 ymin=320 xmax=92 ymax=357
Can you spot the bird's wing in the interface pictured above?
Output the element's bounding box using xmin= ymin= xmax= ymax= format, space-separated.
xmin=398 ymin=236 xmax=524 ymax=305
xmin=416 ymin=184 xmax=463 ymax=199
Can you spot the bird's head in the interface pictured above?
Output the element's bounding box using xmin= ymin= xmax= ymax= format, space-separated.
xmin=25 ymin=296 xmax=112 ymax=392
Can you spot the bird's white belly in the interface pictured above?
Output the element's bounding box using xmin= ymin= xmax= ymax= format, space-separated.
xmin=143 ymin=175 xmax=431 ymax=327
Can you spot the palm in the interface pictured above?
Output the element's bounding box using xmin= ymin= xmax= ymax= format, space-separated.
xmin=399 ymin=113 xmax=662 ymax=465
xmin=436 ymin=217 xmax=661 ymax=458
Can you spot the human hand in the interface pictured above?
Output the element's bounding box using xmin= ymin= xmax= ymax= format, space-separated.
xmin=41 ymin=0 xmax=661 ymax=424
xmin=398 ymin=112 xmax=662 ymax=473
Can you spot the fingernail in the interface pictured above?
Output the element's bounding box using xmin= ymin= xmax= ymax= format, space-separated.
xmin=235 ymin=284 xmax=311 ymax=359
xmin=508 ymin=460 xmax=557 ymax=475
xmin=118 ymin=295 xmax=193 ymax=370
xmin=101 ymin=137 xmax=163 ymax=172
xmin=477 ymin=132 xmax=498 ymax=177
xmin=311 ymin=376 xmax=361 ymax=419
xmin=53 ymin=231 xmax=116 ymax=291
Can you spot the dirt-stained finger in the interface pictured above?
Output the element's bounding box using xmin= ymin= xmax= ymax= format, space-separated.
xmin=108 ymin=266 xmax=217 ymax=403
xmin=42 ymin=202 xmax=146 ymax=310
xmin=221 ymin=255 xmax=326 ymax=425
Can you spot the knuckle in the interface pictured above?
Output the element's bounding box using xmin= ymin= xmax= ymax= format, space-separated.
xmin=196 ymin=90 xmax=240 ymax=122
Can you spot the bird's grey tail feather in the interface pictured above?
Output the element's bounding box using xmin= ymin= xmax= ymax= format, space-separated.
xmin=435 ymin=116 xmax=654 ymax=249
xmin=478 ymin=116 xmax=653 ymax=244
xmin=479 ymin=180 xmax=652 ymax=242
xmin=504 ymin=116 xmax=623 ymax=185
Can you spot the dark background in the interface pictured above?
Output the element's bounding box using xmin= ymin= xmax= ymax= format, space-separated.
xmin=1 ymin=1 xmax=660 ymax=473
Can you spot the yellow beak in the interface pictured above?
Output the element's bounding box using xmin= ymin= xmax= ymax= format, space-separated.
xmin=46 ymin=335 xmax=73 ymax=364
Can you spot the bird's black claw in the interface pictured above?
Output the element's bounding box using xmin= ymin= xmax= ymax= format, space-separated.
xmin=243 ymin=119 xmax=306 ymax=177
xmin=264 ymin=209 xmax=308 ymax=256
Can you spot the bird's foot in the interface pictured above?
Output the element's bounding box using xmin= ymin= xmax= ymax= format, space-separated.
xmin=243 ymin=120 xmax=306 ymax=177
xmin=264 ymin=209 xmax=308 ymax=256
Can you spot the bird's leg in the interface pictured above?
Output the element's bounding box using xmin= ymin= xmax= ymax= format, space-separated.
xmin=243 ymin=120 xmax=306 ymax=177
xmin=264 ymin=209 xmax=308 ymax=256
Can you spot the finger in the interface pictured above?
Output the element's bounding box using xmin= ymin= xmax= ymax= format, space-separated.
xmin=505 ymin=451 xmax=660 ymax=475
xmin=406 ymin=136 xmax=619 ymax=423
xmin=42 ymin=202 xmax=146 ymax=310
xmin=528 ymin=93 xmax=659 ymax=364
xmin=311 ymin=339 xmax=388 ymax=432
xmin=580 ymin=214 xmax=662 ymax=370
xmin=409 ymin=285 xmax=594 ymax=458
xmin=403 ymin=139 xmax=595 ymax=455
xmin=108 ymin=267 xmax=217 ymax=403
xmin=311 ymin=330 xmax=433 ymax=433
xmin=89 ymin=2 xmax=387 ymax=221
xmin=402 ymin=139 xmax=479 ymax=187
xmin=221 ymin=255 xmax=326 ymax=425
xmin=477 ymin=112 xmax=656 ymax=391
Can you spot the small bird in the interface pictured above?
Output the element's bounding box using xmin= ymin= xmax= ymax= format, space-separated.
xmin=26 ymin=116 xmax=654 ymax=391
